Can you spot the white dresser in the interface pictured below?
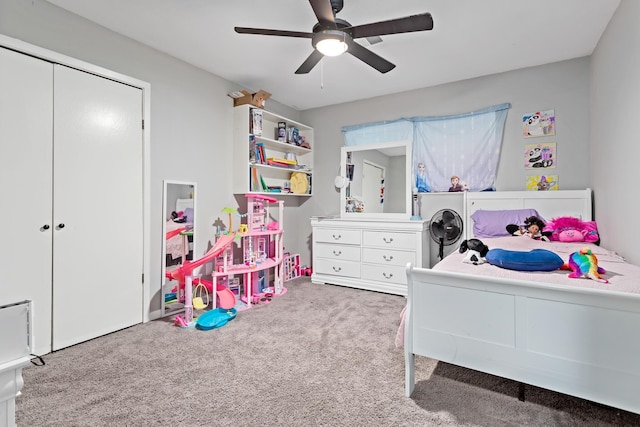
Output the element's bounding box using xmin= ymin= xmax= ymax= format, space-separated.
xmin=310 ymin=217 xmax=429 ymax=295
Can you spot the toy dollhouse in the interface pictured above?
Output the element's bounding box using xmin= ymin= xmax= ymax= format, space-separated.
xmin=211 ymin=194 xmax=285 ymax=309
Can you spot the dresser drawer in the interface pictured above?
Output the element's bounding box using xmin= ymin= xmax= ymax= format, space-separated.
xmin=362 ymin=231 xmax=415 ymax=250
xmin=360 ymin=263 xmax=407 ymax=285
xmin=315 ymin=244 xmax=361 ymax=262
xmin=314 ymin=228 xmax=361 ymax=245
xmin=362 ymin=247 xmax=415 ymax=267
xmin=314 ymin=258 xmax=360 ymax=278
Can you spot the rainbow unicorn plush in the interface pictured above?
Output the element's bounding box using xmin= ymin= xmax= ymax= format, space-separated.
xmin=564 ymin=247 xmax=609 ymax=283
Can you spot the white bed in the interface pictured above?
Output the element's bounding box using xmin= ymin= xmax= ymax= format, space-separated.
xmin=403 ymin=189 xmax=640 ymax=415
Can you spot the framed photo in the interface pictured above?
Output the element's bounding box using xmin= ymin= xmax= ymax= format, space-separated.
xmin=526 ymin=175 xmax=558 ymax=191
xmin=523 ymin=109 xmax=555 ymax=138
xmin=524 ymin=142 xmax=555 ymax=169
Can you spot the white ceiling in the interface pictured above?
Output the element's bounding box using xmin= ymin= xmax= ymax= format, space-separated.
xmin=46 ymin=0 xmax=620 ymax=111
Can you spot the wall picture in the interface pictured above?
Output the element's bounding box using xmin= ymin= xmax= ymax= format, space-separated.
xmin=523 ymin=109 xmax=555 ymax=138
xmin=524 ymin=142 xmax=555 ymax=169
xmin=526 ymin=175 xmax=558 ymax=191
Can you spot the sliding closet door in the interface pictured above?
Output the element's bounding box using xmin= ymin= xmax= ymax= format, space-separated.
xmin=0 ymin=47 xmax=54 ymax=356
xmin=52 ymin=65 xmax=143 ymax=350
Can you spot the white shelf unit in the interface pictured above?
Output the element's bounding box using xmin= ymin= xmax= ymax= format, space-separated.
xmin=232 ymin=104 xmax=313 ymax=196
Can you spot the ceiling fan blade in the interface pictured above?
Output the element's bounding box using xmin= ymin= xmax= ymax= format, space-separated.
xmin=295 ymin=50 xmax=324 ymax=74
xmin=348 ymin=13 xmax=433 ymax=39
xmin=347 ymin=40 xmax=395 ymax=73
xmin=309 ymin=0 xmax=337 ymax=28
xmin=235 ymin=27 xmax=313 ymax=39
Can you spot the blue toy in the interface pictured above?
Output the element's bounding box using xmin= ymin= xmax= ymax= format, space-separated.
xmin=195 ymin=308 xmax=237 ymax=331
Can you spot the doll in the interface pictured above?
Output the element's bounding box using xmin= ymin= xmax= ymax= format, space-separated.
xmin=506 ymin=215 xmax=550 ymax=241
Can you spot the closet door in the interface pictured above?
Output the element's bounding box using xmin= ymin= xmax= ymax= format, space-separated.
xmin=52 ymin=65 xmax=143 ymax=350
xmin=0 ymin=47 xmax=54 ymax=356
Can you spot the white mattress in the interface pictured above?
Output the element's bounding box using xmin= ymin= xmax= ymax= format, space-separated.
xmin=435 ymin=236 xmax=640 ymax=294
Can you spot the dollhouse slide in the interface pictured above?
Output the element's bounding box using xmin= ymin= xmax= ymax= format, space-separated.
xmin=166 ymin=233 xmax=236 ymax=287
xmin=199 ymin=279 xmax=236 ymax=310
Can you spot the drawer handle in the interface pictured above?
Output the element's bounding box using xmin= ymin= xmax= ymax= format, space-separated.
xmin=332 ymin=266 xmax=342 ymax=272
xmin=383 ymin=237 xmax=394 ymax=244
xmin=383 ymin=272 xmax=394 ymax=279
xmin=332 ymin=234 xmax=342 ymax=240
xmin=333 ymin=250 xmax=342 ymax=256
xmin=383 ymin=255 xmax=394 ymax=262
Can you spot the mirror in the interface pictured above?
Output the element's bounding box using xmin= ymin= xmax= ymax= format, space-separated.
xmin=162 ymin=180 xmax=196 ymax=316
xmin=340 ymin=140 xmax=412 ymax=219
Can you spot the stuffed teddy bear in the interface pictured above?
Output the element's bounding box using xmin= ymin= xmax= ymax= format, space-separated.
xmin=506 ymin=215 xmax=550 ymax=241
xmin=562 ymin=247 xmax=608 ymax=283
xmin=459 ymin=238 xmax=489 ymax=265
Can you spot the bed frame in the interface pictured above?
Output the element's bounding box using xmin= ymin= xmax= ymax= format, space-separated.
xmin=404 ymin=189 xmax=640 ymax=415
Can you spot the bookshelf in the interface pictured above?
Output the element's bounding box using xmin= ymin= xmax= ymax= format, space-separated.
xmin=232 ymin=104 xmax=313 ymax=196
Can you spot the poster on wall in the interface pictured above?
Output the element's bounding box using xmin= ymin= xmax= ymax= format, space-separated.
xmin=524 ymin=142 xmax=556 ymax=169
xmin=526 ymin=175 xmax=558 ymax=191
xmin=523 ymin=109 xmax=555 ymax=138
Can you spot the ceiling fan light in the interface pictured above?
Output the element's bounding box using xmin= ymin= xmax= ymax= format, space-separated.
xmin=316 ymin=38 xmax=348 ymax=56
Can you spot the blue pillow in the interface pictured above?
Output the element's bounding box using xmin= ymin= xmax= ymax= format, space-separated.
xmin=486 ymin=248 xmax=563 ymax=271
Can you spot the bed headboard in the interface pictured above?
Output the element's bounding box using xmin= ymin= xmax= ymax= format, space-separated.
xmin=463 ymin=189 xmax=593 ymax=240
xmin=175 ymin=198 xmax=193 ymax=212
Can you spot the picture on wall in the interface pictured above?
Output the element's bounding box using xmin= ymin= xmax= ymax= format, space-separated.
xmin=526 ymin=175 xmax=558 ymax=191
xmin=523 ymin=109 xmax=555 ymax=138
xmin=524 ymin=142 xmax=556 ymax=169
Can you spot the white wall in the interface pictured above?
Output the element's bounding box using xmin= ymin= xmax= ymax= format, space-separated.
xmin=590 ymin=0 xmax=640 ymax=263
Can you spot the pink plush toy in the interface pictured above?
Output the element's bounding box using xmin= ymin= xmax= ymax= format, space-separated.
xmin=563 ymin=247 xmax=608 ymax=283
xmin=544 ymin=216 xmax=600 ymax=243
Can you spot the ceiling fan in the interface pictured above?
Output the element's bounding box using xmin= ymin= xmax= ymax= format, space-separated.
xmin=234 ymin=0 xmax=433 ymax=74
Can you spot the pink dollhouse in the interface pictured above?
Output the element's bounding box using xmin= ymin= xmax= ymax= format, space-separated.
xmin=211 ymin=194 xmax=285 ymax=309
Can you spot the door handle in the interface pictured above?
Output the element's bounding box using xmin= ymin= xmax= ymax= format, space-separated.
xmin=57 ymin=223 xmax=65 ymax=230
xmin=42 ymin=224 xmax=50 ymax=231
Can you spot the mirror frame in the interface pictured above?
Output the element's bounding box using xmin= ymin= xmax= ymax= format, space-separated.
xmin=161 ymin=180 xmax=197 ymax=317
xmin=339 ymin=140 xmax=412 ymax=220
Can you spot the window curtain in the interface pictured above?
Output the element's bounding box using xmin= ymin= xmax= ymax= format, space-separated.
xmin=342 ymin=103 xmax=510 ymax=192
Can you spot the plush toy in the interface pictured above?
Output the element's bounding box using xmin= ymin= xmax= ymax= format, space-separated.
xmin=506 ymin=215 xmax=550 ymax=241
xmin=562 ymin=247 xmax=608 ymax=283
xmin=459 ymin=238 xmax=489 ymax=265
xmin=544 ymin=216 xmax=600 ymax=243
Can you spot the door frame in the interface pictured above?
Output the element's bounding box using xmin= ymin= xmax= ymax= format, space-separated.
xmin=0 ymin=34 xmax=153 ymax=322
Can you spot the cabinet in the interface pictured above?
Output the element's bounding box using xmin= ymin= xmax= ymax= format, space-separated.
xmin=232 ymin=104 xmax=313 ymax=196
xmin=310 ymin=218 xmax=429 ymax=296
xmin=0 ymin=46 xmax=144 ymax=355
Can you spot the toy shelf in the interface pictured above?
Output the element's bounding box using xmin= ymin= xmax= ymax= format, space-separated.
xmin=284 ymin=253 xmax=301 ymax=282
xmin=212 ymin=194 xmax=286 ymax=309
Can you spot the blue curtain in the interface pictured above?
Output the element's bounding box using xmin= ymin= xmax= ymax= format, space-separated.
xmin=342 ymin=103 xmax=510 ymax=192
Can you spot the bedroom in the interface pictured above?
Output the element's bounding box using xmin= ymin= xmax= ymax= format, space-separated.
xmin=1 ymin=0 xmax=639 ymax=424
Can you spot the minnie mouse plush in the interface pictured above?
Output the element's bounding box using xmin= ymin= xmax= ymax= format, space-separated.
xmin=506 ymin=216 xmax=550 ymax=241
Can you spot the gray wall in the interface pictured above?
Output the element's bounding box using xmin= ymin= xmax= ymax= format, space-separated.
xmin=0 ymin=0 xmax=302 ymax=319
xmin=299 ymin=58 xmax=592 ymax=262
xmin=590 ymin=0 xmax=639 ymax=263
xmin=2 ymin=0 xmax=638 ymax=308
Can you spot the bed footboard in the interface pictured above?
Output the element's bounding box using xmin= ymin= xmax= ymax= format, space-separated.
xmin=404 ymin=263 xmax=640 ymax=415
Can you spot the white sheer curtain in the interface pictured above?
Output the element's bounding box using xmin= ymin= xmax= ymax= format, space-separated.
xmin=342 ymin=103 xmax=510 ymax=192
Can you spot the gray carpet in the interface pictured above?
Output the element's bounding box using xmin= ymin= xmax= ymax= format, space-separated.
xmin=16 ymin=279 xmax=640 ymax=426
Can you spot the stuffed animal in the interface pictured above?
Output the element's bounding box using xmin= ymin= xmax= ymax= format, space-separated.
xmin=544 ymin=216 xmax=600 ymax=244
xmin=459 ymin=238 xmax=489 ymax=265
xmin=563 ymin=247 xmax=608 ymax=283
xmin=506 ymin=215 xmax=550 ymax=241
